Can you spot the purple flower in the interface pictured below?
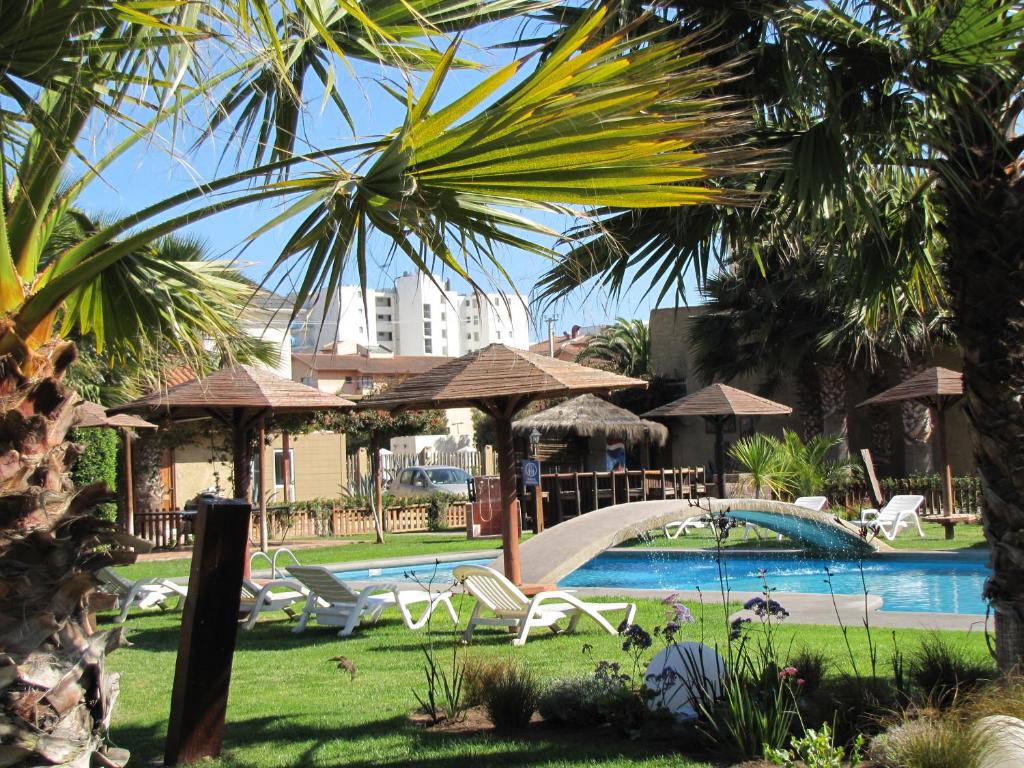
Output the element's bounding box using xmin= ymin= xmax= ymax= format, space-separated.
xmin=744 ymin=597 xmax=766 ymax=611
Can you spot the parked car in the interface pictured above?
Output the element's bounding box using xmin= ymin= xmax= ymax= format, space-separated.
xmin=389 ymin=465 xmax=472 ymax=498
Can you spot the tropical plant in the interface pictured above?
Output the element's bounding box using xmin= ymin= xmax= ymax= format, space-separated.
xmin=68 ymin=427 xmax=119 ymax=521
xmin=0 ymin=2 xmax=764 ymax=760
xmin=534 ymin=0 xmax=1024 ymax=670
xmin=728 ymin=432 xmax=790 ymax=500
xmin=576 ymin=318 xmax=652 ymax=379
xmin=730 ymin=430 xmax=855 ymax=501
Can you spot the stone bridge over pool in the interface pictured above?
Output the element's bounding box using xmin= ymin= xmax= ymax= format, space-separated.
xmin=491 ymin=498 xmax=891 ymax=586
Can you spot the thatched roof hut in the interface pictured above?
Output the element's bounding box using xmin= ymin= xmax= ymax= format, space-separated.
xmin=513 ymin=394 xmax=668 ymax=446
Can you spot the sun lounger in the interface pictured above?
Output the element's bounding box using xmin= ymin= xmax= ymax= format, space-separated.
xmin=97 ymin=567 xmax=187 ymax=623
xmin=239 ymin=578 xmax=307 ymax=630
xmin=663 ymin=515 xmax=708 ymax=539
xmin=287 ymin=565 xmax=457 ymax=637
xmin=853 ymin=494 xmax=926 ymax=540
xmin=454 ymin=564 xmax=636 ymax=647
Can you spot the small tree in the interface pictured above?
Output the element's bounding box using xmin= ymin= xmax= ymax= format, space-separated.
xmin=68 ymin=427 xmax=119 ymax=520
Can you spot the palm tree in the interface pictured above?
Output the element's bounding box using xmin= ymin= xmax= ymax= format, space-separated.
xmin=576 ymin=318 xmax=652 ymax=379
xmin=1 ymin=2 xmax=763 ymax=759
xmin=535 ymin=0 xmax=1024 ymax=669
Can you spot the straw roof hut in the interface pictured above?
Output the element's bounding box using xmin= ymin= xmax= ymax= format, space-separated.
xmin=513 ymin=394 xmax=667 ymax=446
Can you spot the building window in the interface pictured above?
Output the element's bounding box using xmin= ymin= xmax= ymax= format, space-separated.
xmin=423 ymin=305 xmax=432 ymax=318
xmin=441 ymin=328 xmax=447 ymax=339
xmin=376 ymin=313 xmax=391 ymax=321
xmin=425 ymin=339 xmax=433 ymax=353
xmin=300 ymin=375 xmax=315 ymax=386
xmin=496 ymin=330 xmax=501 ymax=339
xmin=273 ymin=449 xmax=294 ymax=488
xmin=359 ymin=375 xmax=373 ymax=389
xmin=474 ymin=332 xmax=479 ymax=341
xmin=424 ymin=322 xmax=432 ymax=336
xmin=379 ymin=331 xmax=393 ymax=342
xmin=344 ymin=376 xmax=353 ymax=383
xmin=441 ymin=311 xmax=446 ymax=321
xmin=466 ymin=333 xmax=471 ymax=340
xmin=375 ymin=296 xmax=391 ymax=306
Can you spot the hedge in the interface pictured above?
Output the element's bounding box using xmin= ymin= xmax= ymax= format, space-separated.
xmin=69 ymin=427 xmax=118 ymax=521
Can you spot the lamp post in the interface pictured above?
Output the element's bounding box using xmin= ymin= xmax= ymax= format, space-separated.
xmin=528 ymin=428 xmax=544 ymax=534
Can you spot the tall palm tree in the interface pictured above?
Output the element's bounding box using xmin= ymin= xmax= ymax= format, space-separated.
xmin=576 ymin=318 xmax=652 ymax=379
xmin=535 ymin=0 xmax=1024 ymax=669
xmin=0 ymin=2 xmax=764 ymax=760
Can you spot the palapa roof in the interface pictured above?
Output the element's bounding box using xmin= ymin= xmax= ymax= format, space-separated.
xmin=513 ymin=394 xmax=668 ymax=446
xmin=643 ymin=383 xmax=792 ymax=419
xmin=110 ymin=365 xmax=354 ymax=421
xmin=74 ymin=400 xmax=157 ymax=430
xmin=858 ymin=366 xmax=963 ymax=408
xmin=359 ymin=344 xmax=646 ymax=411
xmin=293 ymin=352 xmax=448 ymax=376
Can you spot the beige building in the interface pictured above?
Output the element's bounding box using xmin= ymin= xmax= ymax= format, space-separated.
xmin=648 ymin=307 xmax=975 ymax=476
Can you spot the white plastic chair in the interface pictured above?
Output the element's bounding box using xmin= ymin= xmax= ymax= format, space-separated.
xmin=662 ymin=515 xmax=708 ymax=539
xmin=853 ymin=494 xmax=926 ymax=540
xmin=97 ymin=567 xmax=187 ymax=623
xmin=454 ymin=564 xmax=636 ymax=647
xmin=239 ymin=578 xmax=307 ymax=630
xmin=288 ymin=565 xmax=457 ymax=637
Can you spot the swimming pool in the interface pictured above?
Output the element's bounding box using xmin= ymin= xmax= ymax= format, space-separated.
xmin=334 ymin=551 xmax=990 ymax=615
xmin=560 ymin=551 xmax=990 ymax=615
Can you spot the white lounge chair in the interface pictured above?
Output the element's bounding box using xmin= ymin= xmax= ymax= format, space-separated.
xmin=239 ymin=578 xmax=307 ymax=630
xmin=853 ymin=494 xmax=926 ymax=540
xmin=663 ymin=515 xmax=708 ymax=539
xmin=97 ymin=567 xmax=187 ymax=623
xmin=288 ymin=565 xmax=457 ymax=637
xmin=741 ymin=495 xmax=831 ymax=540
xmin=454 ymin=564 xmax=637 ymax=647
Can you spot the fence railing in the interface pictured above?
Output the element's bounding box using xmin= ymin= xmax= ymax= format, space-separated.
xmin=249 ymin=501 xmax=470 ymax=542
xmin=133 ymin=511 xmax=191 ymax=549
xmin=823 ymin=475 xmax=983 ymax=516
xmin=345 ymin=450 xmax=484 ymax=489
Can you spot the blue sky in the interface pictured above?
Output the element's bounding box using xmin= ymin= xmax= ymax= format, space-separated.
xmin=73 ymin=17 xmax=704 ymax=341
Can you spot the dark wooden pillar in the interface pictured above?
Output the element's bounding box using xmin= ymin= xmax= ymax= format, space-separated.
xmin=165 ymin=498 xmax=251 ymax=766
xmin=932 ymin=405 xmax=955 ymax=520
xmin=121 ymin=427 xmax=135 ymax=535
xmin=710 ymin=416 xmax=726 ymax=498
xmin=257 ymin=417 xmax=268 ymax=551
xmin=281 ymin=431 xmax=292 ymax=503
xmin=493 ymin=413 xmax=521 ymax=584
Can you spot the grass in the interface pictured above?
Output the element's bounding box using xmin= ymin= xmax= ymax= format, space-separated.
xmin=121 ymin=533 xmax=514 ymax=581
xmin=618 ymin=522 xmax=988 ymax=552
xmin=103 ymin=596 xmax=992 ymax=767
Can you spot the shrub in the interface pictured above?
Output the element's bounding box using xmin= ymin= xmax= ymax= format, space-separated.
xmin=482 ymin=660 xmax=541 ymax=729
xmin=787 ymin=649 xmax=829 ymax=696
xmin=461 ymin=657 xmax=506 ymax=707
xmin=426 ymin=494 xmax=452 ymax=532
xmin=907 ymin=636 xmax=995 ymax=707
xmin=870 ymin=714 xmax=988 ymax=768
xmin=766 ymin=722 xmax=863 ymax=768
xmin=961 ymin=675 xmax=1024 ymax=721
xmin=69 ymin=427 xmax=118 ymax=521
xmin=818 ymin=675 xmax=899 ymax=745
xmin=538 ymin=676 xmax=613 ymax=727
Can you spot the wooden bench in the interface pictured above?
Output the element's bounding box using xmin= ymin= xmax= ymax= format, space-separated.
xmin=921 ymin=513 xmax=980 ymax=540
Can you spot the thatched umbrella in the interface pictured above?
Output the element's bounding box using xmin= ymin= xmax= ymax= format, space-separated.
xmin=858 ymin=366 xmax=964 ymax=517
xmin=644 ymin=383 xmax=792 ymax=498
xmin=74 ymin=400 xmax=157 ymax=536
xmin=513 ymin=393 xmax=668 ymax=449
xmin=360 ymin=344 xmax=645 ymax=584
xmin=111 ymin=366 xmax=354 ymax=553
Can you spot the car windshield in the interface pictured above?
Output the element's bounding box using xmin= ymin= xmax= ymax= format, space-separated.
xmin=425 ymin=468 xmax=470 ymax=484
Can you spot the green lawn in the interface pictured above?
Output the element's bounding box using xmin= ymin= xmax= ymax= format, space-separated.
xmin=618 ymin=521 xmax=988 ymax=552
xmin=121 ymin=533 xmax=514 ymax=581
xmin=104 ymin=596 xmax=990 ymax=767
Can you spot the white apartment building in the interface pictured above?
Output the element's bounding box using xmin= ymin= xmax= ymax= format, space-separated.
xmin=291 ymin=272 xmax=530 ymax=355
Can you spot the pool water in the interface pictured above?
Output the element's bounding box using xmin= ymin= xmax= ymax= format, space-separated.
xmin=334 ymin=551 xmax=990 ymax=615
xmin=334 ymin=558 xmax=493 ymax=586
xmin=560 ymin=551 xmax=990 ymax=615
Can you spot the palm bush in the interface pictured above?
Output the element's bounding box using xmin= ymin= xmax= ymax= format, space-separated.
xmin=729 ymin=430 xmax=857 ymax=500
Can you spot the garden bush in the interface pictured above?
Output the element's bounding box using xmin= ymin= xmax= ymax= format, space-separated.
xmin=869 ymin=713 xmax=987 ymax=768
xmin=426 ymin=494 xmax=453 ymax=532
xmin=482 ymin=660 xmax=541 ymax=729
xmin=69 ymin=427 xmax=118 ymax=521
xmin=907 ymin=636 xmax=995 ymax=707
xmin=461 ymin=657 xmax=506 ymax=708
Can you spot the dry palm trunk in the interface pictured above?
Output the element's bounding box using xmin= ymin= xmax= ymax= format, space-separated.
xmin=867 ymin=369 xmax=896 ymax=474
xmin=794 ymin=357 xmax=824 ymax=441
xmin=0 ymin=342 xmax=139 ymax=767
xmin=900 ymin=361 xmax=933 ymax=474
xmin=819 ymin=363 xmax=849 ymax=460
xmin=943 ymin=125 xmax=1024 ymax=673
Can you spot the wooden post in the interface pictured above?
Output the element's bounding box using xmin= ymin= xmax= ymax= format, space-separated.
xmin=356 ymin=446 xmax=369 ymax=482
xmin=121 ymin=427 xmax=135 ymax=536
xmin=532 ymin=472 xmax=545 ymax=534
xmin=165 ymin=498 xmax=251 ymax=766
xmin=711 ymin=416 xmax=726 ymax=498
xmin=257 ymin=417 xmax=268 ymax=552
xmin=281 ymin=431 xmax=292 ymax=504
xmin=483 ymin=444 xmax=496 ymax=475
xmin=493 ymin=415 xmax=521 ymax=584
xmin=231 ymin=416 xmax=254 ymax=580
xmin=932 ymin=406 xmax=955 ymax=520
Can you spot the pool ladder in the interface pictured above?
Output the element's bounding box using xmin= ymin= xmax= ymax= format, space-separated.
xmin=249 ymin=546 xmax=300 ymax=578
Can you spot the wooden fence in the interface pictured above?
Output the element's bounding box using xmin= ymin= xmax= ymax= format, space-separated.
xmin=345 ymin=449 xmax=484 ymax=489
xmin=248 ymin=501 xmax=469 ymax=542
xmin=134 ymin=511 xmax=192 ymax=549
xmin=533 ymin=467 xmax=708 ymax=526
xmin=824 ymin=475 xmax=983 ymax=516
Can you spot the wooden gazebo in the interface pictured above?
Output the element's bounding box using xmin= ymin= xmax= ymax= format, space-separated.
xmin=360 ymin=344 xmax=645 ymax=584
xmin=859 ymin=366 xmax=964 ymax=518
xmin=644 ymin=383 xmax=792 ymax=498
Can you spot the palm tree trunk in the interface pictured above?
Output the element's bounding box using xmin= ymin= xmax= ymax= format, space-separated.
xmin=819 ymin=363 xmax=849 ymax=459
xmin=943 ymin=142 xmax=1024 ymax=672
xmin=0 ymin=343 xmax=135 ymax=766
xmin=900 ymin=361 xmax=933 ymax=475
xmin=794 ymin=356 xmax=824 ymax=440
xmin=867 ymin=369 xmax=896 ymax=475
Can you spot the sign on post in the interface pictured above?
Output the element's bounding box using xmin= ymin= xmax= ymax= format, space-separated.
xmin=522 ymin=459 xmax=540 ymax=487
